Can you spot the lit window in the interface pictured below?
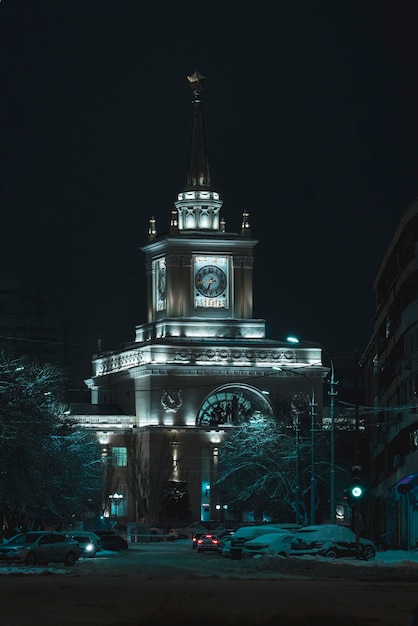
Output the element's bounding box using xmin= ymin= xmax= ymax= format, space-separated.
xmin=112 ymin=447 xmax=127 ymax=467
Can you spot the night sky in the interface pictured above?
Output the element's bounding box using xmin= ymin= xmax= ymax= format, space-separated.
xmin=1 ymin=0 xmax=417 ymax=388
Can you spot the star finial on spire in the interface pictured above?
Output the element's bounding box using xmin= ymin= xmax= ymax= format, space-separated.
xmin=187 ymin=71 xmax=206 ymax=99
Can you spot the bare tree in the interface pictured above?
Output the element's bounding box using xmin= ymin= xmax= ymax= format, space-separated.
xmin=214 ymin=414 xmax=298 ymax=521
xmin=0 ymin=351 xmax=102 ymax=533
xmin=215 ymin=396 xmax=346 ymax=524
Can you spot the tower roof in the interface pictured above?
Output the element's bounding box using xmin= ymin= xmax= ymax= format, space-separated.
xmin=147 ymin=72 xmax=252 ymax=238
xmin=184 ymin=71 xmax=211 ymax=191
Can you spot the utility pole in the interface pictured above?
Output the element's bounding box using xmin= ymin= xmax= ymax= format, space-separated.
xmin=329 ymin=361 xmax=338 ymax=523
xmin=353 ymin=350 xmax=361 ymax=558
xmin=310 ymin=391 xmax=317 ymax=525
xmin=354 ymin=350 xmax=360 ymax=457
xmin=291 ymin=391 xmax=304 ymax=525
xmin=295 ymin=409 xmax=300 ymax=524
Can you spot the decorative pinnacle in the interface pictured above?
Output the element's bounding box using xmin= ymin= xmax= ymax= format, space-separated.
xmin=187 ymin=71 xmax=206 ymax=99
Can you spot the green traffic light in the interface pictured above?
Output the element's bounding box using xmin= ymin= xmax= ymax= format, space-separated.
xmin=351 ymin=485 xmax=363 ymax=498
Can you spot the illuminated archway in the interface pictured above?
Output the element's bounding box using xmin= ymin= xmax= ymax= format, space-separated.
xmin=196 ymin=383 xmax=273 ymax=427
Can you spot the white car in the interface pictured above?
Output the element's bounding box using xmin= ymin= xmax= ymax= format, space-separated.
xmin=290 ymin=524 xmax=376 ymax=560
xmin=229 ymin=524 xmax=300 ymax=559
xmin=242 ymin=531 xmax=294 ymax=558
xmin=0 ymin=531 xmax=80 ymax=566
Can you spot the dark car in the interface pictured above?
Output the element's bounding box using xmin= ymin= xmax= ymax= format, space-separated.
xmin=91 ymin=530 xmax=129 ymax=551
xmin=196 ymin=533 xmax=221 ymax=553
xmin=216 ymin=529 xmax=236 ymax=556
xmin=192 ymin=522 xmax=235 ymax=548
xmin=290 ymin=524 xmax=376 ymax=560
xmin=66 ymin=531 xmax=102 ymax=558
xmin=0 ymin=531 xmax=80 ymax=566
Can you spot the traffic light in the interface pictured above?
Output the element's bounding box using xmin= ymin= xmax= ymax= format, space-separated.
xmin=350 ymin=464 xmax=364 ymax=499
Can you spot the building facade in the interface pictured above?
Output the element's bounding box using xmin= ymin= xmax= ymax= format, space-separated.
xmin=362 ymin=197 xmax=418 ymax=549
xmin=75 ymin=73 xmax=326 ymax=525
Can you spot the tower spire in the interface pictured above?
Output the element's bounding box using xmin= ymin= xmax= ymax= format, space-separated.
xmin=174 ymin=72 xmax=223 ymax=231
xmin=185 ymin=71 xmax=211 ymax=190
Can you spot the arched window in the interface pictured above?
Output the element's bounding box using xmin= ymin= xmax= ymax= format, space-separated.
xmin=196 ymin=384 xmax=273 ymax=427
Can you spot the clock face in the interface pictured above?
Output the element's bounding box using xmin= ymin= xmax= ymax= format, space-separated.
xmin=154 ymin=258 xmax=166 ymax=312
xmin=193 ymin=256 xmax=229 ymax=309
xmin=158 ymin=267 xmax=166 ymax=300
xmin=195 ymin=265 xmax=227 ymax=297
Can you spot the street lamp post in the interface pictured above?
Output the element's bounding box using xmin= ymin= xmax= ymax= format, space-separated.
xmin=286 ymin=336 xmax=338 ymax=524
xmin=329 ymin=361 xmax=338 ymax=523
xmin=291 ymin=393 xmax=302 ymax=524
xmin=109 ymin=492 xmax=124 ymax=517
xmin=295 ymin=406 xmax=301 ymax=524
xmin=309 ymin=388 xmax=317 ymax=525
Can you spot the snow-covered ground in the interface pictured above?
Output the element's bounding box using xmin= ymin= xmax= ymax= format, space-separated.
xmin=0 ymin=548 xmax=117 ymax=575
xmin=334 ymin=548 xmax=418 ymax=569
xmin=1 ymin=547 xmax=418 ymax=576
xmin=297 ymin=548 xmax=418 ymax=568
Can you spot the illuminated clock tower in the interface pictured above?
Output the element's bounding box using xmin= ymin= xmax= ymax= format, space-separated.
xmin=84 ymin=72 xmax=325 ymax=524
xmin=142 ymin=72 xmax=256 ymax=340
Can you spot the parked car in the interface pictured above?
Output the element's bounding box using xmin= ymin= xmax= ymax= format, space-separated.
xmin=91 ymin=530 xmax=129 ymax=551
xmin=230 ymin=524 xmax=301 ymax=560
xmin=192 ymin=526 xmax=230 ymax=548
xmin=242 ymin=531 xmax=294 ymax=558
xmin=290 ymin=524 xmax=376 ymax=560
xmin=66 ymin=531 xmax=102 ymax=558
xmin=192 ymin=531 xmax=206 ymax=549
xmin=196 ymin=533 xmax=221 ymax=553
xmin=217 ymin=529 xmax=236 ymax=557
xmin=0 ymin=531 xmax=80 ymax=566
xmin=218 ymin=529 xmax=235 ymax=542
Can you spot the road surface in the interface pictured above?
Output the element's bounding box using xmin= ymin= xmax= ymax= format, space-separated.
xmin=0 ymin=540 xmax=416 ymax=625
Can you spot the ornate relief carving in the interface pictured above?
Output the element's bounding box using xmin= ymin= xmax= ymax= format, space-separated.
xmin=97 ymin=350 xmax=144 ymax=376
xmin=161 ymin=389 xmax=182 ymax=412
xmin=166 ymin=348 xmax=295 ymax=364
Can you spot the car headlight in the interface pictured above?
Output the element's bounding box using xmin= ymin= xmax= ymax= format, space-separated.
xmin=85 ymin=543 xmax=94 ymax=552
xmin=3 ymin=547 xmax=25 ymax=554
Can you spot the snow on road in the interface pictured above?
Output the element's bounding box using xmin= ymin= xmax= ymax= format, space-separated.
xmin=1 ymin=547 xmax=418 ymax=576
